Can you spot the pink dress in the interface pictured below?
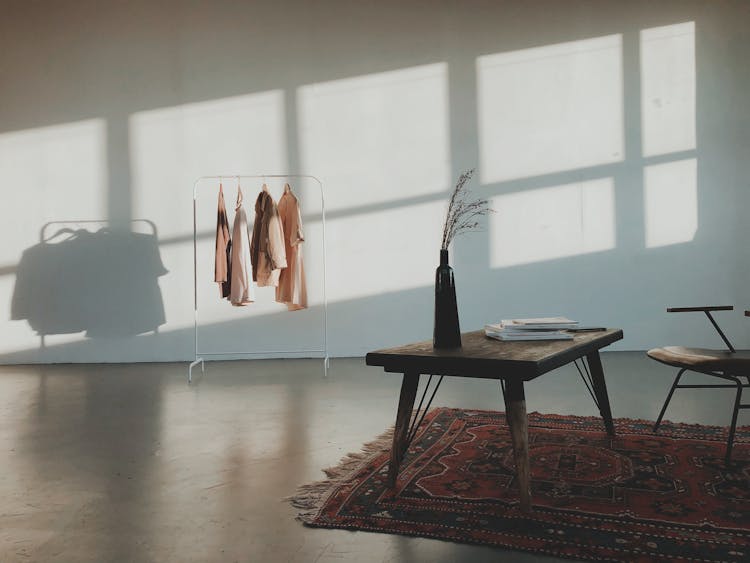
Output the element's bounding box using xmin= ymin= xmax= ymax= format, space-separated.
xmin=276 ymin=184 xmax=307 ymax=310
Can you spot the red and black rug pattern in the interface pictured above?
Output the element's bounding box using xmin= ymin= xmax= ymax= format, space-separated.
xmin=291 ymin=408 xmax=750 ymax=562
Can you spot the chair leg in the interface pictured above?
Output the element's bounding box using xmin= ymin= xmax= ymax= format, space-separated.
xmin=725 ymin=377 xmax=743 ymax=467
xmin=654 ymin=368 xmax=686 ymax=433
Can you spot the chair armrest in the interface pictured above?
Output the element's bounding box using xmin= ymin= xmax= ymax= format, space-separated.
xmin=667 ymin=306 xmax=734 ymax=313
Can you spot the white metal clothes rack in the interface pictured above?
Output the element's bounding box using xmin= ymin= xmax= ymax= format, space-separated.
xmin=188 ymin=174 xmax=328 ymax=382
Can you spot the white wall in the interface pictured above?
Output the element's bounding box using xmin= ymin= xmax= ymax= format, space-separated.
xmin=1 ymin=0 xmax=749 ymax=363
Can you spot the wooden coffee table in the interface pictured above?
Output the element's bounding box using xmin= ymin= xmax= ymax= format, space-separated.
xmin=365 ymin=328 xmax=624 ymax=512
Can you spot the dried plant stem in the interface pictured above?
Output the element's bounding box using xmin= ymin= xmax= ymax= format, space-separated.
xmin=441 ymin=169 xmax=493 ymax=250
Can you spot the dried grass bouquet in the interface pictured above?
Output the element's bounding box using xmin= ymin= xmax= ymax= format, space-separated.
xmin=440 ymin=169 xmax=493 ymax=250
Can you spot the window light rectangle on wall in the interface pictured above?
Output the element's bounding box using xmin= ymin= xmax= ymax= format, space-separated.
xmin=644 ymin=158 xmax=697 ymax=248
xmin=298 ymin=63 xmax=450 ymax=212
xmin=641 ymin=22 xmax=696 ymax=157
xmin=478 ymin=35 xmax=623 ymax=184
xmin=490 ymin=178 xmax=615 ymax=268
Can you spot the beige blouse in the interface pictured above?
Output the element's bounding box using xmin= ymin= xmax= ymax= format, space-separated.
xmin=250 ymin=185 xmax=287 ymax=287
xmin=229 ymin=187 xmax=255 ymax=306
xmin=276 ymin=185 xmax=307 ymax=310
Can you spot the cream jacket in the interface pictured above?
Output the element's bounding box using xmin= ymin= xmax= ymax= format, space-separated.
xmin=250 ymin=186 xmax=287 ymax=287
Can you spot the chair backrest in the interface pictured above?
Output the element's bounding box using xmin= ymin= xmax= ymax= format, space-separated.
xmin=667 ymin=306 xmax=736 ymax=353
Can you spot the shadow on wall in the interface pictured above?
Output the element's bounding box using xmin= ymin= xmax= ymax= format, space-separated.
xmin=11 ymin=220 xmax=167 ymax=342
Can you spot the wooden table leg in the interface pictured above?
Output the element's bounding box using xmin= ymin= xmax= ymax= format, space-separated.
xmin=500 ymin=380 xmax=511 ymax=427
xmin=587 ymin=351 xmax=615 ymax=436
xmin=504 ymin=378 xmax=531 ymax=513
xmin=388 ymin=371 xmax=419 ymax=487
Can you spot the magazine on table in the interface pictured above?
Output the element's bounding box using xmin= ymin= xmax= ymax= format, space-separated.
xmin=495 ymin=317 xmax=579 ymax=330
xmin=485 ymin=330 xmax=573 ymax=341
xmin=484 ymin=317 xmax=578 ymax=341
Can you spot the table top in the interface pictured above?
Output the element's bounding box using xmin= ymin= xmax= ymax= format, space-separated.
xmin=366 ymin=329 xmax=623 ymax=381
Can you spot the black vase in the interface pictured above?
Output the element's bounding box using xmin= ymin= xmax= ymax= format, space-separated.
xmin=433 ymin=249 xmax=461 ymax=348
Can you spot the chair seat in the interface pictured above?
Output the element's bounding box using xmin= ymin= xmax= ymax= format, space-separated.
xmin=647 ymin=346 xmax=750 ymax=373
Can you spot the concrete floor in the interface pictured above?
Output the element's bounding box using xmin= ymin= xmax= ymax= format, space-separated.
xmin=0 ymin=353 xmax=743 ymax=562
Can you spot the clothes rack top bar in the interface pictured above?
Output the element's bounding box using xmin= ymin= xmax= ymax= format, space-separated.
xmin=193 ymin=175 xmax=323 ymax=199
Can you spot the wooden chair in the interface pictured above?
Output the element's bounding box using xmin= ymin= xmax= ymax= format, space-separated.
xmin=647 ymin=306 xmax=750 ymax=465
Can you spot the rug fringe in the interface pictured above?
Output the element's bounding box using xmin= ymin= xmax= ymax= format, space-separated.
xmin=287 ymin=427 xmax=394 ymax=524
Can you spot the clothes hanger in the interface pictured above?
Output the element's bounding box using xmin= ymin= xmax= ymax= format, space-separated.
xmin=236 ymin=176 xmax=243 ymax=206
xmin=43 ymin=227 xmax=78 ymax=242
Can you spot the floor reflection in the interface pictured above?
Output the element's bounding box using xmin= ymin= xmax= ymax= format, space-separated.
xmin=10 ymin=365 xmax=165 ymax=561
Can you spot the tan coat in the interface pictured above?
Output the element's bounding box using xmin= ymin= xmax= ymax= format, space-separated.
xmin=276 ymin=185 xmax=307 ymax=310
xmin=214 ymin=184 xmax=231 ymax=298
xmin=250 ymin=186 xmax=287 ymax=287
xmin=229 ymin=187 xmax=255 ymax=306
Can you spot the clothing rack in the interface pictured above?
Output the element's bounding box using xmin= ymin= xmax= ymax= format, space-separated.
xmin=188 ymin=174 xmax=328 ymax=382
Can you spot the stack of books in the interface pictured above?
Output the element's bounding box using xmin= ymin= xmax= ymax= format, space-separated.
xmin=484 ymin=317 xmax=578 ymax=341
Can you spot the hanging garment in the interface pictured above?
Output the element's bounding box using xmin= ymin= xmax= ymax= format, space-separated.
xmin=276 ymin=184 xmax=307 ymax=310
xmin=250 ymin=185 xmax=287 ymax=287
xmin=214 ymin=183 xmax=232 ymax=298
xmin=229 ymin=187 xmax=255 ymax=306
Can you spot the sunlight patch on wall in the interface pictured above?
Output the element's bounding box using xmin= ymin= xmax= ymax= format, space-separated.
xmin=0 ymin=119 xmax=107 ymax=354
xmin=298 ymin=63 xmax=450 ymax=212
xmin=644 ymin=158 xmax=697 ymax=248
xmin=0 ymin=119 xmax=107 ymax=263
xmin=325 ymin=200 xmax=444 ymax=302
xmin=130 ymin=91 xmax=287 ymax=239
xmin=478 ymin=35 xmax=623 ymax=184
xmin=641 ymin=22 xmax=696 ymax=157
xmin=130 ymin=91 xmax=288 ymax=333
xmin=490 ymin=178 xmax=615 ymax=268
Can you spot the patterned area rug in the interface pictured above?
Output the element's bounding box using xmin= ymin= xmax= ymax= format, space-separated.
xmin=290 ymin=408 xmax=750 ymax=562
